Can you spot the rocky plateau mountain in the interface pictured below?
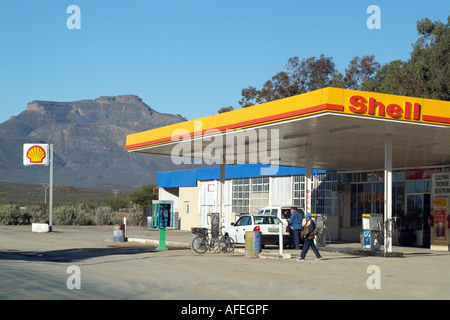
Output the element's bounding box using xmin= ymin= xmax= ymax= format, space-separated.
xmin=0 ymin=95 xmax=189 ymax=189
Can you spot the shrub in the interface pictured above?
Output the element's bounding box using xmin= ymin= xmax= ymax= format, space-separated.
xmin=126 ymin=204 xmax=143 ymax=226
xmin=72 ymin=203 xmax=94 ymax=225
xmin=0 ymin=205 xmax=31 ymax=225
xmin=26 ymin=204 xmax=48 ymax=224
xmin=93 ymin=206 xmax=122 ymax=226
xmin=53 ymin=203 xmax=95 ymax=225
xmin=54 ymin=205 xmax=76 ymax=225
xmin=0 ymin=202 xmax=144 ymax=226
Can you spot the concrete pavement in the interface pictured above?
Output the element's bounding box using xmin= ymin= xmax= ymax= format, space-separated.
xmin=124 ymin=226 xmax=430 ymax=258
xmin=2 ymin=225 xmax=450 ymax=300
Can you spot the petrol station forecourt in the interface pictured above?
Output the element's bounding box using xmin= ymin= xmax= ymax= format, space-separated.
xmin=125 ymin=87 xmax=450 ymax=254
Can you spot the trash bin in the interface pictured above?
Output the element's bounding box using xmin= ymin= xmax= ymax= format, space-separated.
xmin=245 ymin=231 xmax=261 ymax=257
xmin=113 ymin=224 xmax=126 ymax=242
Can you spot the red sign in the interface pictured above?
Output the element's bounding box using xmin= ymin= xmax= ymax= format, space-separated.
xmin=349 ymin=95 xmax=421 ymax=121
xmin=405 ymin=168 xmax=442 ymax=180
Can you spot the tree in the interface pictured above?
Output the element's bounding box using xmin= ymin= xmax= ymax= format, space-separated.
xmin=344 ymin=56 xmax=380 ymax=91
xmin=233 ymin=15 xmax=448 ymax=111
xmin=129 ymin=185 xmax=158 ymax=207
xmin=238 ymin=55 xmax=341 ymax=107
xmin=366 ymin=60 xmax=410 ymax=96
xmin=217 ymin=106 xmax=234 ymax=113
xmin=409 ymin=16 xmax=449 ymax=100
xmin=238 ymin=86 xmax=259 ymax=108
xmin=369 ymin=15 xmax=449 ymax=101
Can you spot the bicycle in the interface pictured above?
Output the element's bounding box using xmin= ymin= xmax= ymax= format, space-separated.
xmin=191 ymin=227 xmax=235 ymax=254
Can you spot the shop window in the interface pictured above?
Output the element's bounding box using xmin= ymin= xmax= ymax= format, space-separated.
xmin=232 ymin=177 xmax=269 ymax=214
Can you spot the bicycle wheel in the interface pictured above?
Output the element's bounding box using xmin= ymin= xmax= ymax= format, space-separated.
xmin=225 ymin=236 xmax=235 ymax=253
xmin=219 ymin=236 xmax=235 ymax=253
xmin=192 ymin=237 xmax=208 ymax=254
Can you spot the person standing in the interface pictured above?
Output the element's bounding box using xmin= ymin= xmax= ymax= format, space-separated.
xmin=288 ymin=207 xmax=304 ymax=250
xmin=298 ymin=212 xmax=322 ymax=261
xmin=285 ymin=208 xmax=293 ymax=248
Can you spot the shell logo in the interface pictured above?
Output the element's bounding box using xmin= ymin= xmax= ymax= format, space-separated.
xmin=23 ymin=143 xmax=49 ymax=166
xmin=27 ymin=146 xmax=47 ymax=163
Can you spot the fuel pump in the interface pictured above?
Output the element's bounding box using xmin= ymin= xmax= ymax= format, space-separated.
xmin=361 ymin=214 xmax=383 ymax=251
xmin=313 ymin=214 xmax=329 ymax=247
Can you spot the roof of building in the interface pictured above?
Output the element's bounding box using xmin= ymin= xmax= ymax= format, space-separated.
xmin=157 ymin=164 xmax=326 ymax=188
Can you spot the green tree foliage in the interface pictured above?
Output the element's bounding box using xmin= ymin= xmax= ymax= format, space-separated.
xmin=370 ymin=16 xmax=449 ymax=100
xmin=103 ymin=196 xmax=128 ymax=211
xmin=230 ymin=14 xmax=448 ymax=113
xmin=217 ymin=106 xmax=234 ymax=114
xmin=237 ymin=54 xmax=380 ymax=108
xmin=129 ymin=184 xmax=158 ymax=207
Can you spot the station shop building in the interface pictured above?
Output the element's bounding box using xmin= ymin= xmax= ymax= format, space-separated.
xmin=125 ymin=87 xmax=450 ymax=251
xmin=156 ymin=164 xmax=450 ymax=249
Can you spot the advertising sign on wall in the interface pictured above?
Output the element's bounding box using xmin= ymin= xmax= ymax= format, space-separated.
xmin=433 ymin=207 xmax=447 ymax=241
xmin=431 ymin=174 xmax=449 ymax=249
xmin=432 ymin=173 xmax=450 ymax=197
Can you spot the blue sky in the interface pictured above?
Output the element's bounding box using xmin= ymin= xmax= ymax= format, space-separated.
xmin=0 ymin=0 xmax=448 ymax=124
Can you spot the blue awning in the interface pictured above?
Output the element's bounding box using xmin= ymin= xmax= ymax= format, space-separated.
xmin=157 ymin=164 xmax=326 ymax=188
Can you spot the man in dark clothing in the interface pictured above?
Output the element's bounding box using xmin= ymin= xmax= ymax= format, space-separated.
xmin=298 ymin=212 xmax=322 ymax=261
xmin=288 ymin=207 xmax=304 ymax=250
xmin=285 ymin=209 xmax=293 ymax=248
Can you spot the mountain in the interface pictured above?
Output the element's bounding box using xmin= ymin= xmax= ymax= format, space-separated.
xmin=0 ymin=95 xmax=189 ymax=189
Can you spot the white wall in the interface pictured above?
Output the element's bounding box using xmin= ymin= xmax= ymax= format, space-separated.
xmin=158 ymin=187 xmax=179 ymax=212
xmin=198 ymin=180 xmax=232 ymax=228
xmin=270 ymin=176 xmax=292 ymax=206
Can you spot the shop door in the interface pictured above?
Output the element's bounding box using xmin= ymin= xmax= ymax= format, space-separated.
xmin=405 ymin=179 xmax=431 ymax=247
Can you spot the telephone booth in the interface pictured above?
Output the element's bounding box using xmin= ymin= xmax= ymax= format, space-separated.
xmin=151 ymin=200 xmax=174 ymax=250
xmin=151 ymin=200 xmax=174 ymax=228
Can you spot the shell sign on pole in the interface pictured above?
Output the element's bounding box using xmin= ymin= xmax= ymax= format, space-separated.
xmin=23 ymin=144 xmax=49 ymax=166
xmin=23 ymin=143 xmax=54 ymax=232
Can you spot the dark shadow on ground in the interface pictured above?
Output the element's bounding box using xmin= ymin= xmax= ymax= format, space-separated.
xmin=0 ymin=245 xmax=159 ymax=263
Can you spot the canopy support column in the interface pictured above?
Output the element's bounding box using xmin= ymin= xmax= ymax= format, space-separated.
xmin=305 ymin=143 xmax=312 ymax=215
xmin=220 ymin=155 xmax=225 ymax=229
xmin=384 ymin=134 xmax=393 ymax=253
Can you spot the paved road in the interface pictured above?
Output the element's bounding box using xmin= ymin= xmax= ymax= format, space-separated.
xmin=1 ymin=225 xmax=450 ymax=303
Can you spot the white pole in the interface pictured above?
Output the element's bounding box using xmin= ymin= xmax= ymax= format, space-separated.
xmin=220 ymin=162 xmax=225 ymax=230
xmin=123 ymin=216 xmax=127 ymax=239
xmin=279 ymin=223 xmax=283 ymax=255
xmin=49 ymin=144 xmax=53 ymax=232
xmin=384 ymin=135 xmax=393 ymax=253
xmin=305 ymin=143 xmax=312 ymax=215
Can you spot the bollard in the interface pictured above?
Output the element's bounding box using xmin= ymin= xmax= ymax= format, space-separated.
xmin=279 ymin=223 xmax=283 ymax=255
xmin=245 ymin=231 xmax=261 ymax=257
